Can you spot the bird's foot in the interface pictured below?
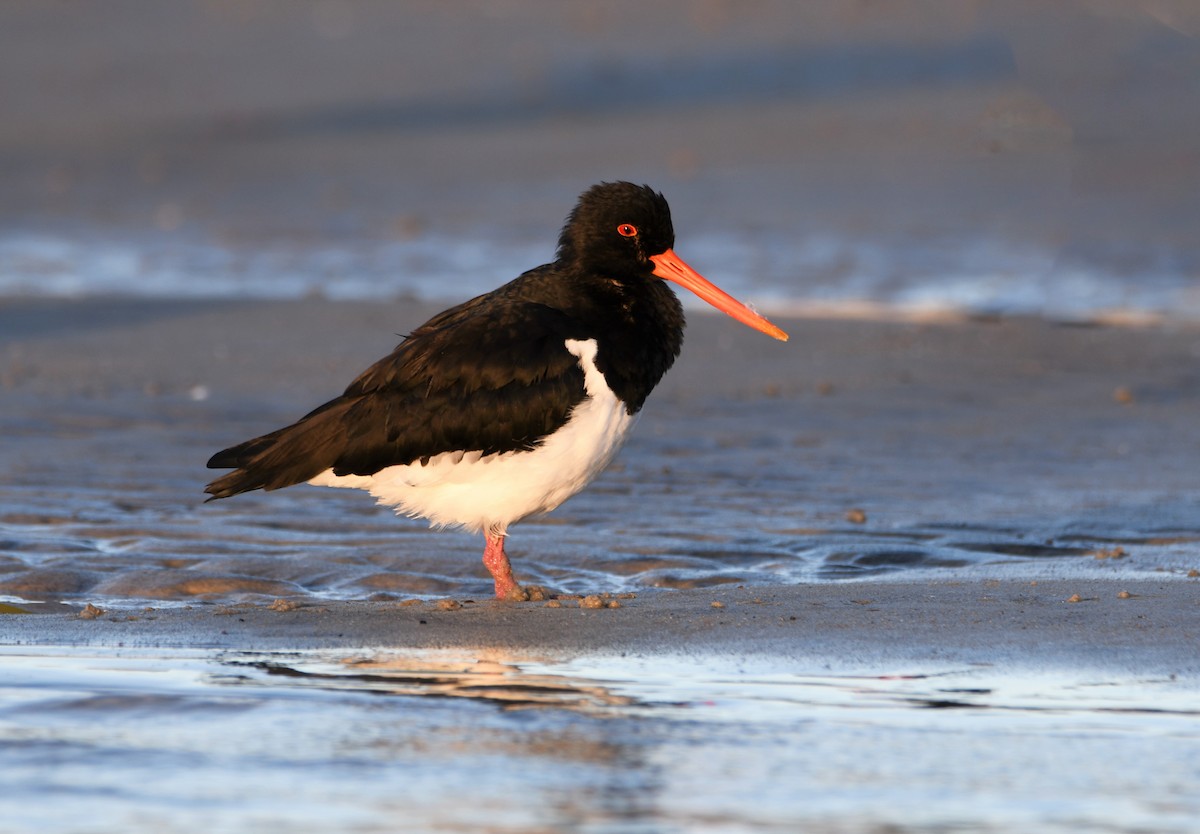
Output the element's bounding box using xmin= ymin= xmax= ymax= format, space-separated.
xmin=495 ymin=578 xmax=526 ymax=601
xmin=496 ymin=583 xmax=550 ymax=602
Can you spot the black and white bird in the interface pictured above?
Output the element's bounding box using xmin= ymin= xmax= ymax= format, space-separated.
xmin=205 ymin=182 xmax=787 ymax=599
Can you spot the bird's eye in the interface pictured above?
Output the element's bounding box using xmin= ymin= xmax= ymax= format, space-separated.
xmin=617 ymin=223 xmax=638 ymax=237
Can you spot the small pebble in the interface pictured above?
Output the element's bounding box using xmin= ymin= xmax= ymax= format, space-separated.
xmin=1066 ymin=593 xmax=1083 ymax=603
xmin=436 ymin=599 xmax=462 ymax=611
xmin=1117 ymin=590 xmax=1132 ymax=599
xmin=845 ymin=508 xmax=867 ymax=524
xmin=1113 ymin=386 xmax=1134 ymax=405
xmin=1188 ymin=569 xmax=1199 ymax=578
xmin=268 ymin=598 xmax=299 ymax=612
xmin=580 ymin=595 xmax=605 ymax=609
xmin=544 ymin=600 xmax=563 ymax=608
xmin=711 ymin=601 xmax=725 ymax=609
xmin=78 ymin=603 xmax=106 ymax=620
xmin=605 ymin=600 xmax=621 ymax=609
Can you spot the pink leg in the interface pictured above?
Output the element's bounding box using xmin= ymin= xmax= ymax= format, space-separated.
xmin=482 ymin=531 xmax=524 ymax=600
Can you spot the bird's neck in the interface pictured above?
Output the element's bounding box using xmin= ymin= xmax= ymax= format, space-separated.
xmin=581 ymin=275 xmax=685 ymax=415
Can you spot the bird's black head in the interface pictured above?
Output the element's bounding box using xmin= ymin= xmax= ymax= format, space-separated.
xmin=556 ymin=182 xmax=675 ymax=276
xmin=554 ymin=181 xmax=790 ymax=343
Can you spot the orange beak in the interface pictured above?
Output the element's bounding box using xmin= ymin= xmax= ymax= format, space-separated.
xmin=650 ymin=249 xmax=789 ymax=342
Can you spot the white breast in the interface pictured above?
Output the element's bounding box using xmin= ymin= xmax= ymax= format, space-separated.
xmin=307 ymin=338 xmax=635 ymax=535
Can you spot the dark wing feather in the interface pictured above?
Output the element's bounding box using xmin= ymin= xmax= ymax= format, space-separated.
xmin=204 ymin=298 xmax=586 ymax=500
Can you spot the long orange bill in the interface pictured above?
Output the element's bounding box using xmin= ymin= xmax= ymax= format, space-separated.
xmin=650 ymin=249 xmax=789 ymax=342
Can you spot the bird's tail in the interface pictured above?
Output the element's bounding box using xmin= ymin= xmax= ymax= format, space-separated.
xmin=204 ymin=403 xmax=351 ymax=501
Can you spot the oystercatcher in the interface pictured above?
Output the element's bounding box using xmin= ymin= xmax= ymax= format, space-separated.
xmin=205 ymin=182 xmax=787 ymax=599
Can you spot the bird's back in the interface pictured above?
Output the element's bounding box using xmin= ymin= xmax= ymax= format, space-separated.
xmin=204 ymin=260 xmax=682 ymax=501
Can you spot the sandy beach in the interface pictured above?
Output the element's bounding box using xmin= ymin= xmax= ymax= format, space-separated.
xmin=3 ymin=576 xmax=1198 ymax=676
xmin=4 ymin=297 xmax=1199 ymax=596
xmin=3 ymin=298 xmax=1198 ymax=831
xmin=3 ymin=2 xmax=1200 ymax=831
xmin=3 ymin=296 xmax=1198 ymax=662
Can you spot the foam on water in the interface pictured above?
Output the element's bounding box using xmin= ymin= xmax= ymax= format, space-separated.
xmin=0 ymin=230 xmax=543 ymax=302
xmin=2 ymin=228 xmax=1198 ymax=322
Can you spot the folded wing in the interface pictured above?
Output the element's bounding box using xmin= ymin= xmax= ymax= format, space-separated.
xmin=205 ymin=299 xmax=587 ymax=500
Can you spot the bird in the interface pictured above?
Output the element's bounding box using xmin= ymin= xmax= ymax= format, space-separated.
xmin=205 ymin=182 xmax=788 ymax=600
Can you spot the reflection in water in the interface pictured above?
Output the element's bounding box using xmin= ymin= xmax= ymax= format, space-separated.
xmin=1 ymin=647 xmax=1198 ymax=833
xmin=213 ymin=648 xmax=666 ymax=832
xmin=0 ymin=647 xmax=669 ymax=833
xmin=217 ymin=649 xmax=637 ymax=712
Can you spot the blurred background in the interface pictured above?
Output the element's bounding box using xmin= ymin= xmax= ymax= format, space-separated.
xmin=2 ymin=0 xmax=1198 ymax=318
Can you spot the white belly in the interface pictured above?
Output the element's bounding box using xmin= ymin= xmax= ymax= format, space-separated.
xmin=307 ymin=338 xmax=635 ymax=535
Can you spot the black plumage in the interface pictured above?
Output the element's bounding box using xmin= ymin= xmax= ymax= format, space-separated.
xmin=204 ymin=181 xmax=786 ymax=599
xmin=205 ymin=182 xmax=684 ymax=500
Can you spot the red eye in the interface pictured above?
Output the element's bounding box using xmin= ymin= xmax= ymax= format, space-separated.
xmin=617 ymin=223 xmax=638 ymax=237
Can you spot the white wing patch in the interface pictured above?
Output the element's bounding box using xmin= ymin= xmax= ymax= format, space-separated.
xmin=308 ymin=338 xmax=635 ymax=534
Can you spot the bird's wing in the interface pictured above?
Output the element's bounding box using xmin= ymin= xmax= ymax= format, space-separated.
xmin=205 ymin=299 xmax=587 ymax=498
xmin=331 ymin=299 xmax=589 ymax=472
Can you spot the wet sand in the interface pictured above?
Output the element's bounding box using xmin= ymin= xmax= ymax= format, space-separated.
xmin=4 ymin=6 xmax=1200 ymax=828
xmin=3 ymin=578 xmax=1199 ymax=679
xmin=2 ymin=297 xmax=1199 ymax=676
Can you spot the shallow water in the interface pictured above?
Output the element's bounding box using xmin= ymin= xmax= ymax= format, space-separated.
xmin=2 ymin=646 xmax=1197 ymax=834
xmin=2 ymin=488 xmax=1196 ymax=606
xmin=2 ymin=355 xmax=1198 ymax=607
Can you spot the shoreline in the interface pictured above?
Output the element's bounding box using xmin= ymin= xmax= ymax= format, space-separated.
xmin=5 ymin=8 xmax=1200 ymax=829
xmin=2 ymin=297 xmax=1198 ymax=680
xmin=4 ymin=578 xmax=1198 ymax=679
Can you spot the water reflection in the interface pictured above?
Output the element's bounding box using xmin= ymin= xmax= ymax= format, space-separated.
xmin=2 ymin=647 xmax=1198 ymax=833
xmin=217 ymin=649 xmax=638 ymax=712
xmin=213 ymin=649 xmax=668 ymax=832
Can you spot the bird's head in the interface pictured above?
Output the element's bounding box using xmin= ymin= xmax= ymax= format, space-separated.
xmin=558 ymin=181 xmax=788 ymax=342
